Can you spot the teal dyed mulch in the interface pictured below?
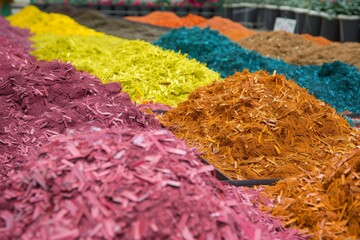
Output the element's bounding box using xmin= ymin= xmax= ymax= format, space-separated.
xmin=154 ymin=27 xmax=360 ymax=114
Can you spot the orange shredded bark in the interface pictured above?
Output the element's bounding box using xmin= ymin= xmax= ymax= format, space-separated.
xmin=196 ymin=16 xmax=255 ymax=41
xmin=125 ymin=12 xmax=253 ymax=40
xmin=125 ymin=11 xmax=206 ymax=28
xmin=180 ymin=14 xmax=207 ymax=27
xmin=301 ymin=34 xmax=332 ymax=46
xmin=261 ymin=147 xmax=360 ymax=239
xmin=160 ymin=70 xmax=357 ymax=180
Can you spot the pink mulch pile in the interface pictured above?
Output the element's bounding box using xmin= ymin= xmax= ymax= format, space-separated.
xmin=0 ymin=128 xmax=304 ymax=239
xmin=0 ymin=17 xmax=32 ymax=51
xmin=0 ymin=21 xmax=161 ymax=181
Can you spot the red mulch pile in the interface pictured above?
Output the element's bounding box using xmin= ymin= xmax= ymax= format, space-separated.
xmin=0 ymin=33 xmax=161 ymax=182
xmin=0 ymin=17 xmax=32 ymax=51
xmin=0 ymin=128 xmax=304 ymax=239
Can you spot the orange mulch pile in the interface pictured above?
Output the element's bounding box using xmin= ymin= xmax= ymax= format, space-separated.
xmin=125 ymin=11 xmax=206 ymax=28
xmin=301 ymin=34 xmax=332 ymax=46
xmin=125 ymin=12 xmax=254 ymax=41
xmin=261 ymin=147 xmax=360 ymax=239
xmin=196 ymin=16 xmax=255 ymax=41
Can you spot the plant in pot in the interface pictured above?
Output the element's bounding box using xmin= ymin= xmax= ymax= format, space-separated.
xmin=126 ymin=0 xmax=140 ymax=16
xmin=113 ymin=0 xmax=126 ymax=16
xmin=88 ymin=0 xmax=99 ymax=10
xmin=222 ymin=0 xmax=256 ymax=22
xmin=255 ymin=0 xmax=268 ymax=29
xmin=231 ymin=0 xmax=258 ymax=28
xmin=167 ymin=0 xmax=177 ymax=12
xmin=263 ymin=0 xmax=282 ymax=30
xmin=183 ymin=0 xmax=202 ymax=14
xmin=302 ymin=0 xmax=324 ymax=35
xmin=222 ymin=0 xmax=256 ymax=8
xmin=337 ymin=0 xmax=360 ymax=42
xmin=69 ymin=0 xmax=89 ymax=9
xmin=154 ymin=0 xmax=171 ymax=11
xmin=315 ymin=0 xmax=344 ymax=41
xmin=279 ymin=0 xmax=311 ymax=33
xmin=138 ymin=0 xmax=151 ymax=15
xmin=176 ymin=1 xmax=190 ymax=17
xmin=99 ymin=0 xmax=112 ymax=12
xmin=278 ymin=0 xmax=295 ymax=19
xmin=201 ymin=0 xmax=218 ymax=18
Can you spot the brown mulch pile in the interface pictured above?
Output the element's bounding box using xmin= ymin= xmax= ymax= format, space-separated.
xmin=238 ymin=31 xmax=360 ymax=70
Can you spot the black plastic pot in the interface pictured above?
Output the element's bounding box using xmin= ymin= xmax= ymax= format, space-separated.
xmin=279 ymin=5 xmax=295 ymax=19
xmin=320 ymin=12 xmax=340 ymax=41
xmin=74 ymin=4 xmax=88 ymax=9
xmin=338 ymin=14 xmax=360 ymax=42
xmin=153 ymin=108 xmax=284 ymax=187
xmin=293 ymin=7 xmax=307 ymax=34
xmin=189 ymin=7 xmax=201 ymax=14
xmin=302 ymin=10 xmax=322 ymax=36
xmin=200 ymin=157 xmax=281 ymax=186
xmin=222 ymin=179 xmax=281 ymax=187
xmin=88 ymin=3 xmax=99 ymax=10
xmin=139 ymin=5 xmax=151 ymax=16
xmin=127 ymin=5 xmax=140 ymax=16
xmin=264 ymin=4 xmax=281 ymax=30
xmin=232 ymin=3 xmax=258 ymax=28
xmin=200 ymin=6 xmax=215 ymax=18
xmin=99 ymin=3 xmax=112 ymax=15
xmin=113 ymin=5 xmax=126 ymax=16
xmin=257 ymin=4 xmax=267 ymax=29
xmin=100 ymin=4 xmax=111 ymax=10
xmin=200 ymin=158 xmax=229 ymax=181
xmin=175 ymin=6 xmax=188 ymax=17
xmin=222 ymin=6 xmax=234 ymax=19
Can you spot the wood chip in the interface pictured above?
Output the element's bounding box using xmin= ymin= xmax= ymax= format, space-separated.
xmin=0 ymin=128 xmax=305 ymax=239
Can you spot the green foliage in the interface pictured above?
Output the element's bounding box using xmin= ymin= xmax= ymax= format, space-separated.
xmin=311 ymin=0 xmax=360 ymax=17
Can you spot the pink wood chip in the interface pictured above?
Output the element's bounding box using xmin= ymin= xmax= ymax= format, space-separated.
xmin=0 ymin=128 xmax=304 ymax=239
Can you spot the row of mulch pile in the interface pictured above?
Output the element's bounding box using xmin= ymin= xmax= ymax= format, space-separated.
xmin=7 ymin=6 xmax=220 ymax=107
xmin=44 ymin=5 xmax=324 ymax=45
xmin=121 ymin=11 xmax=360 ymax=238
xmin=43 ymin=5 xmax=358 ymax=73
xmin=45 ymin=5 xmax=359 ymax=74
xmin=0 ymin=16 xmax=306 ymax=239
xmin=122 ymin=10 xmax=334 ymax=46
xmin=4 ymin=6 xmax=360 ymax=239
xmin=38 ymin=6 xmax=360 ymax=128
xmin=42 ymin=5 xmax=358 ymax=79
